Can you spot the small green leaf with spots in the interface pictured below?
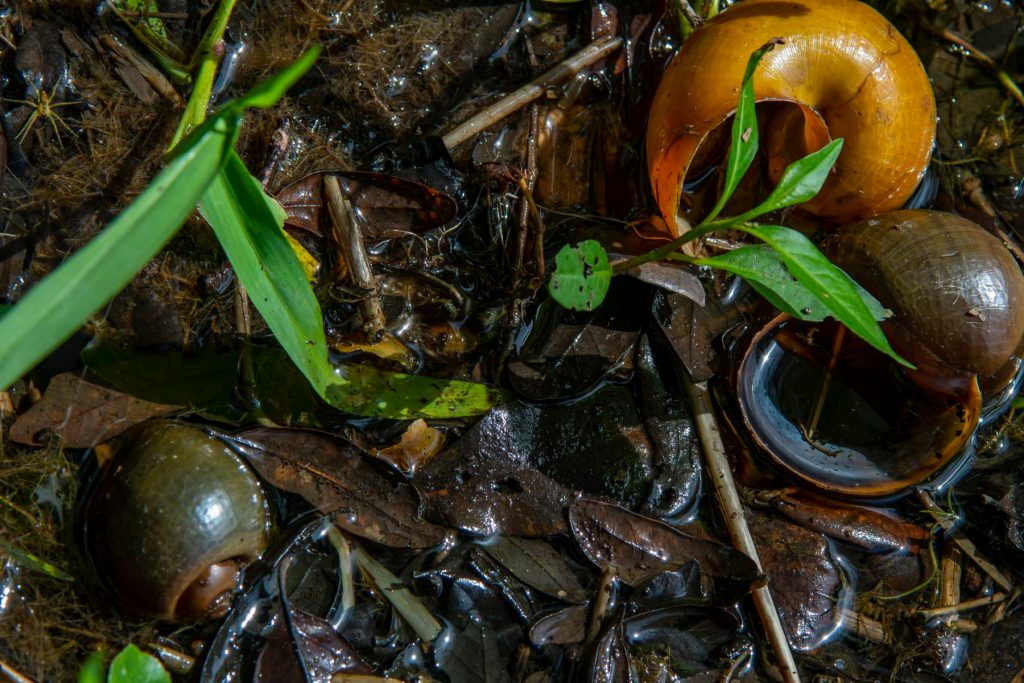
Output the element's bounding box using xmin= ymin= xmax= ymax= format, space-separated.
xmin=548 ymin=240 xmax=612 ymax=312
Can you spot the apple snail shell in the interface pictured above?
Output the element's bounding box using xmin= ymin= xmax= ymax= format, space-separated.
xmin=84 ymin=421 xmax=272 ymax=621
xmin=646 ymin=0 xmax=936 ymax=235
xmin=826 ymin=210 xmax=1024 ymax=399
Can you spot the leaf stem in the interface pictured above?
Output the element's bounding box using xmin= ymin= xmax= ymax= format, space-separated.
xmin=168 ymin=0 xmax=238 ymax=151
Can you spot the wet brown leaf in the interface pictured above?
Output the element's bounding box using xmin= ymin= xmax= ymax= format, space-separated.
xmin=255 ymin=609 xmax=372 ymax=683
xmin=750 ymin=512 xmax=846 ymax=652
xmin=652 ymin=289 xmax=738 ymax=382
xmin=425 ymin=468 xmax=573 ymax=537
xmin=435 ymin=619 xmax=510 ymax=683
xmin=584 ymin=620 xmax=638 ymax=683
xmin=529 ymin=604 xmax=588 ymax=646
xmin=508 ymin=280 xmax=648 ymax=401
xmin=228 ymin=428 xmax=448 ymax=549
xmin=276 ymin=171 xmax=457 ymax=239
xmin=482 ymin=536 xmax=586 ymax=603
xmin=9 ymin=373 xmax=178 ymax=447
xmin=569 ymin=499 xmax=759 ymax=593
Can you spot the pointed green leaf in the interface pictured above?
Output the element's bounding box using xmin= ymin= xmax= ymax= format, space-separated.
xmin=199 ymin=151 xmax=335 ymax=392
xmin=697 ymin=245 xmax=830 ymax=319
xmin=697 ymin=243 xmax=889 ymax=322
xmin=738 ymin=138 xmax=844 ymax=221
xmin=200 ymin=152 xmax=500 ymax=420
xmin=739 ymin=224 xmax=909 ymax=366
xmin=237 ymin=46 xmax=322 ymax=109
xmin=702 ymin=40 xmax=779 ymax=225
xmin=548 ymin=240 xmax=612 ymax=311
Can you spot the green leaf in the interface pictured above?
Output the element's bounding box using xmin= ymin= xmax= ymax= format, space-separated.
xmin=740 ymin=224 xmax=910 ymax=366
xmin=328 ymin=364 xmax=505 ymax=419
xmin=78 ymin=651 xmax=105 ymax=683
xmin=697 ymin=245 xmax=830 ymax=320
xmin=199 ymin=151 xmax=335 ymax=392
xmin=108 ymin=645 xmax=169 ymax=683
xmin=0 ymin=115 xmax=235 ymax=391
xmin=548 ymin=240 xmax=612 ymax=311
xmin=702 ymin=40 xmax=779 ymax=225
xmin=738 ymin=138 xmax=844 ymax=221
xmin=696 ymin=244 xmax=889 ymax=322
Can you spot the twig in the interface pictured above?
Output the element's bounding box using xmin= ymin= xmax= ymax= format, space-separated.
xmin=325 ymin=524 xmax=355 ymax=630
xmin=0 ymin=657 xmax=34 ymax=683
xmin=938 ymin=544 xmax=962 ymax=623
xmin=324 ymin=176 xmax=386 ymax=339
xmin=926 ymin=23 xmax=1024 ymax=109
xmin=917 ymin=489 xmax=1014 ymax=592
xmin=351 ymin=542 xmax=442 ymax=642
xmin=806 ymin=325 xmax=845 ymax=440
xmin=675 ymin=0 xmax=705 ymax=29
xmin=683 ymin=377 xmax=801 ymax=683
xmin=840 ymin=608 xmax=891 ymax=644
xmin=441 ymin=36 xmax=622 ymax=150
xmin=919 ymin=592 xmax=1005 ymax=619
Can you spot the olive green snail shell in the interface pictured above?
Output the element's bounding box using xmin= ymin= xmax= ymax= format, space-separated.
xmin=86 ymin=421 xmax=272 ymax=622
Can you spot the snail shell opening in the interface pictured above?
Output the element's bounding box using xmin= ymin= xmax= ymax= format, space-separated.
xmin=646 ymin=0 xmax=936 ymax=235
xmin=737 ymin=316 xmax=980 ymax=499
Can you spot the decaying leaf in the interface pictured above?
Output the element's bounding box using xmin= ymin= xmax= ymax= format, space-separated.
xmin=371 ymin=418 xmax=445 ymax=475
xmin=481 ymin=536 xmax=587 ymax=603
xmin=9 ymin=373 xmax=178 ymax=447
xmin=255 ymin=609 xmax=372 ymax=683
xmin=276 ymin=171 xmax=457 ymax=239
xmin=225 ymin=428 xmax=448 ymax=549
xmin=569 ymin=498 xmax=759 ymax=596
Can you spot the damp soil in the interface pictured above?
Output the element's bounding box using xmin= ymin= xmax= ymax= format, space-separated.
xmin=1 ymin=0 xmax=1024 ymax=681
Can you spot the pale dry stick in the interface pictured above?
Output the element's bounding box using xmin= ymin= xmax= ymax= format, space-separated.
xmin=839 ymin=608 xmax=891 ymax=644
xmin=325 ymin=175 xmax=386 ymax=339
xmin=441 ymin=36 xmax=623 ymax=151
xmin=938 ymin=544 xmax=963 ymax=625
xmin=684 ymin=377 xmax=802 ymax=683
xmin=0 ymin=657 xmax=34 ymax=683
xmin=917 ymin=489 xmax=1014 ymax=593
xmin=676 ymin=0 xmax=705 ymax=29
xmin=325 ymin=524 xmax=356 ymax=630
xmin=919 ymin=592 xmax=1006 ymax=619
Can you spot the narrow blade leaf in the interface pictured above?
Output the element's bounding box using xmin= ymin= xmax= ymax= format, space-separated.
xmin=237 ymin=45 xmax=322 ymax=109
xmin=740 ymin=138 xmax=844 ymax=220
xmin=199 ymin=151 xmax=335 ymax=391
xmin=741 ymin=225 xmax=910 ymax=366
xmin=703 ymin=40 xmax=779 ymax=225
xmin=0 ymin=116 xmax=236 ymax=390
xmin=697 ymin=245 xmax=830 ymax=320
xmin=697 ymin=244 xmax=889 ymax=322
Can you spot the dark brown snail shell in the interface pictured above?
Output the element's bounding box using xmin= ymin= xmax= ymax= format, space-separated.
xmin=827 ymin=210 xmax=1024 ymax=399
xmin=85 ymin=421 xmax=271 ymax=621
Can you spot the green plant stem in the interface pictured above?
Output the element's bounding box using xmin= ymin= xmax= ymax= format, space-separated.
xmin=610 ymin=218 xmax=731 ymax=274
xmin=168 ymin=0 xmax=238 ymax=151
